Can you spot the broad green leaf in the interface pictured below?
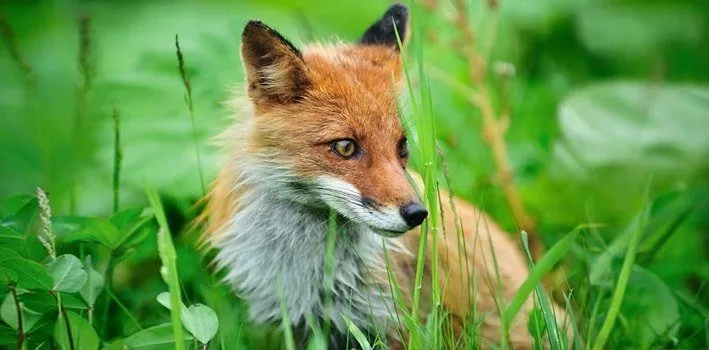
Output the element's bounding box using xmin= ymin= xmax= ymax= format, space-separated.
xmin=54 ymin=310 xmax=99 ymax=350
xmin=0 ymin=194 xmax=32 ymax=219
xmin=21 ymin=293 xmax=85 ymax=312
xmin=156 ymin=292 xmax=188 ymax=315
xmin=47 ymin=255 xmax=87 ymax=293
xmin=112 ymin=210 xmax=155 ymax=250
xmin=105 ymin=323 xmax=193 ymax=350
xmin=79 ymin=256 xmax=104 ymax=307
xmin=119 ymin=216 xmax=156 ymax=249
xmin=1 ymin=293 xmax=42 ymax=331
xmin=110 ymin=208 xmax=144 ymax=230
xmin=156 ymin=292 xmax=218 ymax=344
xmin=183 ymin=304 xmax=218 ymax=344
xmin=593 ymin=186 xmax=649 ymax=350
xmin=0 ymin=225 xmax=25 ymax=254
xmin=0 ymin=325 xmax=16 ymax=346
xmin=1 ymin=198 xmax=38 ymax=233
xmin=0 ymin=248 xmax=52 ymax=290
xmin=620 ymin=266 xmax=680 ymax=348
xmin=552 ymin=83 xmax=709 ymax=190
xmin=527 ymin=307 xmax=547 ymax=347
xmin=60 ymin=218 xmax=122 ymax=249
xmin=0 ymin=268 xmax=17 ymax=285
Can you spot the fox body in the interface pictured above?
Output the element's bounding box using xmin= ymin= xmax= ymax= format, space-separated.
xmin=205 ymin=4 xmax=560 ymax=348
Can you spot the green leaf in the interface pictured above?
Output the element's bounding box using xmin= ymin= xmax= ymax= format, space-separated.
xmin=183 ymin=304 xmax=218 ymax=344
xmin=0 ymin=225 xmax=25 ymax=254
xmin=527 ymin=307 xmax=547 ymax=347
xmin=20 ymin=293 xmax=85 ymax=313
xmin=0 ymin=194 xmax=32 ymax=219
xmin=110 ymin=208 xmax=144 ymax=230
xmin=47 ymin=255 xmax=87 ymax=293
xmin=1 ymin=197 xmax=38 ymax=233
xmin=620 ymin=266 xmax=680 ymax=348
xmin=0 ymin=324 xmax=16 ymax=346
xmin=79 ymin=256 xmax=104 ymax=307
xmin=54 ymin=310 xmax=99 ymax=350
xmin=156 ymin=292 xmax=218 ymax=344
xmin=1 ymin=293 xmax=42 ymax=331
xmin=592 ymin=186 xmax=650 ymax=350
xmin=119 ymin=216 xmax=156 ymax=249
xmin=0 ymin=248 xmax=52 ymax=290
xmin=0 ymin=268 xmax=17 ymax=286
xmin=156 ymin=292 xmax=188 ymax=315
xmin=106 ymin=323 xmax=193 ymax=350
xmin=61 ymin=217 xmax=122 ymax=249
xmin=553 ymin=83 xmax=709 ymax=193
xmin=113 ymin=213 xmax=155 ymax=250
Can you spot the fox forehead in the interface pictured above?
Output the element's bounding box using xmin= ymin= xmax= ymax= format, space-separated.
xmin=296 ymin=44 xmax=404 ymax=139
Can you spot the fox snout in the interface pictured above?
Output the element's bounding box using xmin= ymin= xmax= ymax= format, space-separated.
xmin=313 ymin=175 xmax=427 ymax=236
xmin=400 ymin=202 xmax=428 ymax=228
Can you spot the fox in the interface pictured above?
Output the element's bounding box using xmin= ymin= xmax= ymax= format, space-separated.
xmin=203 ymin=3 xmax=568 ymax=349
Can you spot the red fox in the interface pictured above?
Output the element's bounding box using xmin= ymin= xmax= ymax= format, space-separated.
xmin=204 ymin=4 xmax=566 ymax=349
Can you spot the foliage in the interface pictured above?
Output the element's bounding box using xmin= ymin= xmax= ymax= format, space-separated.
xmin=0 ymin=0 xmax=707 ymax=349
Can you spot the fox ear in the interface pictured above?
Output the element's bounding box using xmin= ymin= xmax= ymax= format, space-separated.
xmin=358 ymin=4 xmax=409 ymax=50
xmin=241 ymin=21 xmax=310 ymax=103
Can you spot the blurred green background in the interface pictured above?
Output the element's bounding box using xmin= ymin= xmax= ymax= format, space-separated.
xmin=1 ymin=0 xmax=708 ymax=348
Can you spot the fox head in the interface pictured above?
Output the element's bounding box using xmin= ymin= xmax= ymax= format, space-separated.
xmin=238 ymin=4 xmax=427 ymax=236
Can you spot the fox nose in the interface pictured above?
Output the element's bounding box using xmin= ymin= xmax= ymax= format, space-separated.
xmin=400 ymin=202 xmax=428 ymax=228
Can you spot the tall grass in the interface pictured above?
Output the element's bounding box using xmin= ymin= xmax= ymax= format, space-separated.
xmin=592 ymin=184 xmax=650 ymax=349
xmin=147 ymin=188 xmax=185 ymax=350
xmin=175 ymin=35 xmax=206 ymax=197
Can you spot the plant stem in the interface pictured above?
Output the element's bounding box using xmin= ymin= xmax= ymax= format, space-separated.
xmin=175 ymin=34 xmax=205 ymax=196
xmin=111 ymin=103 xmax=122 ymax=214
xmin=71 ymin=14 xmax=93 ymax=214
xmin=450 ymin=0 xmax=535 ymax=235
xmin=9 ymin=284 xmax=24 ymax=350
xmin=56 ymin=292 xmax=76 ymax=350
xmin=100 ymin=252 xmax=114 ymax=337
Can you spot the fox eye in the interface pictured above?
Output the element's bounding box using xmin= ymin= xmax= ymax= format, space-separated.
xmin=398 ymin=137 xmax=409 ymax=158
xmin=330 ymin=139 xmax=358 ymax=159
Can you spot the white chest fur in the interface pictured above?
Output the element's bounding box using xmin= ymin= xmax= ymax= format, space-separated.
xmin=214 ymin=188 xmax=398 ymax=334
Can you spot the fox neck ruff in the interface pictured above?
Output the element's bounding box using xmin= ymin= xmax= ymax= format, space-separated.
xmin=213 ymin=158 xmax=403 ymax=338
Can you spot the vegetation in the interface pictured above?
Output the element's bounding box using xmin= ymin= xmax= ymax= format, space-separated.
xmin=1 ymin=0 xmax=707 ymax=349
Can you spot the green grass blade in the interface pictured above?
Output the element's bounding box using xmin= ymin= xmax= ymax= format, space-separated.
xmin=146 ymin=188 xmax=184 ymax=350
xmin=520 ymin=231 xmax=563 ymax=350
xmin=563 ymin=293 xmax=583 ymax=350
xmin=592 ymin=184 xmax=651 ymax=350
xmin=342 ymin=314 xmax=373 ymax=350
xmin=504 ymin=225 xmax=594 ymax=327
xmin=276 ymin=278 xmax=296 ymax=350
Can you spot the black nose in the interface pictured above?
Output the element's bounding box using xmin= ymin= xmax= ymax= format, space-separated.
xmin=400 ymin=202 xmax=428 ymax=228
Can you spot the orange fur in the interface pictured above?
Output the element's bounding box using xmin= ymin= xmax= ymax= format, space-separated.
xmin=202 ymin=8 xmax=569 ymax=349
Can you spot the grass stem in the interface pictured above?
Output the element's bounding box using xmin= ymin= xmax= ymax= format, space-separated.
xmin=175 ymin=34 xmax=206 ymax=197
xmin=9 ymin=284 xmax=24 ymax=350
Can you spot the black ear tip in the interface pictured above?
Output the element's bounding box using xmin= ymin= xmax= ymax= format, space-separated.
xmin=384 ymin=3 xmax=409 ymax=20
xmin=243 ymin=20 xmax=270 ymax=37
xmin=358 ymin=3 xmax=409 ymax=49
